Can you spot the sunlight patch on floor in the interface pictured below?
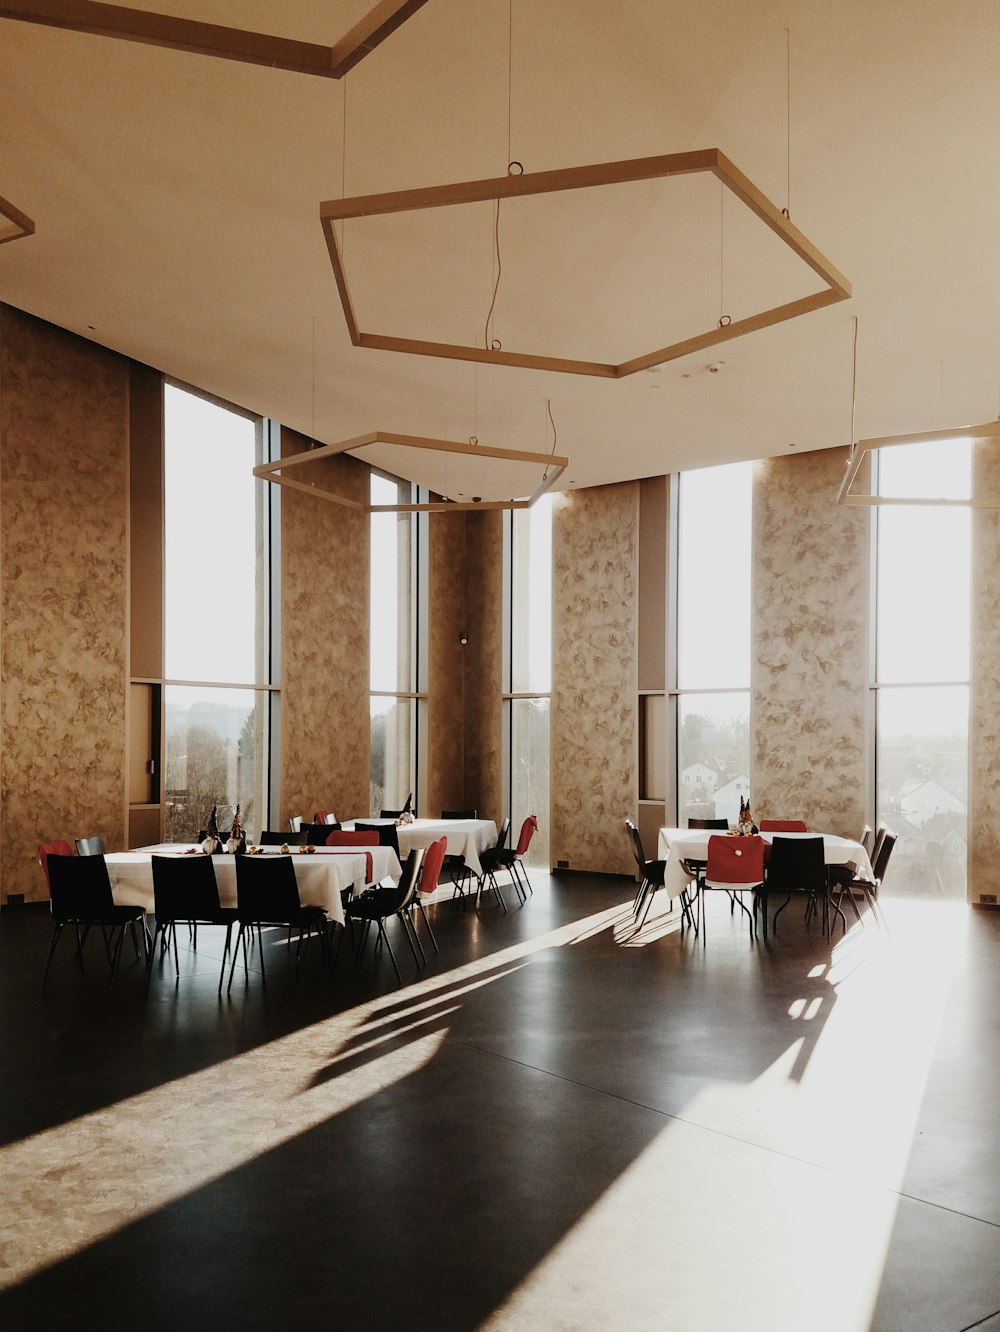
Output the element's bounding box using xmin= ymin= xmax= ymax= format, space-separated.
xmin=0 ymin=901 xmax=626 ymax=1290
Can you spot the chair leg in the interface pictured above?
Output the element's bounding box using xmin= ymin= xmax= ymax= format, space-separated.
xmin=377 ymin=920 xmax=402 ymax=985
xmin=416 ymin=897 xmax=439 ymax=953
xmin=398 ymin=910 xmax=425 ymax=968
xmin=110 ymin=926 xmax=128 ymax=988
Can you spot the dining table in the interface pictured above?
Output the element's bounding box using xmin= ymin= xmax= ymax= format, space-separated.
xmin=341 ymin=817 xmax=498 ymax=878
xmin=106 ymin=843 xmax=402 ymax=928
xmin=656 ymin=827 xmax=875 ymax=903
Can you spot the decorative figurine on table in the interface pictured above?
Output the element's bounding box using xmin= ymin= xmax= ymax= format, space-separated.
xmin=227 ymin=803 xmax=246 ymax=854
xmin=737 ymin=796 xmax=759 ymax=836
xmin=202 ymin=803 xmax=221 ymax=855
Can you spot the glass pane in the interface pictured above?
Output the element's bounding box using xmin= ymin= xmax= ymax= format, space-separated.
xmin=877 ymin=505 xmax=970 ymax=684
xmin=370 ymin=474 xmax=413 ymax=693
xmin=512 ymin=494 xmax=553 ymax=693
xmin=677 ymin=691 xmax=749 ymax=828
xmin=677 ymin=462 xmax=752 ymax=689
xmin=370 ymin=696 xmax=413 ymax=816
xmin=164 ymin=386 xmax=260 ymax=684
xmin=878 ymin=438 xmax=971 ymax=501
xmin=877 ymin=686 xmax=968 ymax=899
xmin=511 ymin=697 xmax=550 ymax=867
xmin=164 ymin=686 xmax=265 ymax=842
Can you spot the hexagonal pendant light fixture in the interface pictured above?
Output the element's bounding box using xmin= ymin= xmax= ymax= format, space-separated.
xmin=0 ymin=0 xmax=429 ymax=79
xmin=320 ymin=147 xmax=852 ymax=378
xmin=0 ymin=191 xmax=34 ymax=245
xmin=837 ymin=420 xmax=1000 ymax=507
xmin=253 ymin=430 xmax=569 ymax=513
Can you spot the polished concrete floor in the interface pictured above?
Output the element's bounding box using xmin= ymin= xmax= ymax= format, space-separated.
xmin=1 ymin=872 xmax=999 ymax=1331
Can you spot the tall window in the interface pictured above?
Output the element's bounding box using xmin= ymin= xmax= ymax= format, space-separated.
xmin=505 ymin=494 xmax=552 ymax=866
xmin=163 ymin=385 xmax=273 ymax=841
xmin=675 ymin=462 xmax=753 ymax=826
xmin=369 ymin=472 xmax=417 ymax=814
xmin=874 ymin=441 xmax=970 ymax=896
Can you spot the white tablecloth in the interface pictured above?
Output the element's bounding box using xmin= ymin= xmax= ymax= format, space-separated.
xmin=108 ymin=844 xmax=400 ymax=927
xmin=656 ymin=828 xmax=874 ymax=901
xmin=343 ymin=818 xmax=498 ymax=877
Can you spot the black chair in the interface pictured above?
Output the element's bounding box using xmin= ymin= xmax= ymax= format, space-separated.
xmin=440 ymin=809 xmax=477 ymax=819
xmin=356 ymin=821 xmax=401 ymax=861
xmin=764 ymin=836 xmax=843 ymax=939
xmin=626 ymin=819 xmax=695 ymax=931
xmin=688 ymin=818 xmax=729 ymax=829
xmin=831 ymin=828 xmax=895 ymax=932
xmin=75 ymin=835 xmax=106 ymax=856
xmin=228 ymin=854 xmax=329 ymax=992
xmin=344 ymin=848 xmax=425 ymax=985
xmin=381 ymin=792 xmax=414 ymax=820
xmin=258 ymin=830 xmax=290 ymax=846
xmin=304 ymin=821 xmax=339 ymax=846
xmin=474 ymin=817 xmax=512 ymax=908
xmin=149 ymin=854 xmax=237 ymax=987
xmin=43 ymin=853 xmax=148 ymax=987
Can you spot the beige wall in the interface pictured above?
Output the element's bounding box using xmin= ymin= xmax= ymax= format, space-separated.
xmin=0 ymin=306 xmax=129 ymax=901
xmin=752 ymin=449 xmax=869 ymax=837
xmin=279 ymin=429 xmax=369 ymax=827
xmin=551 ymin=482 xmax=638 ymax=876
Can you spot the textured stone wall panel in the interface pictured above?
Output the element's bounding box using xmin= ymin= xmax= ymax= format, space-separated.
xmin=280 ymin=430 xmax=369 ymax=824
xmin=1 ymin=307 xmax=128 ymax=901
xmin=551 ymin=483 xmax=638 ymax=875
xmin=752 ymin=449 xmax=868 ymax=837
xmin=969 ymin=444 xmax=1000 ymax=901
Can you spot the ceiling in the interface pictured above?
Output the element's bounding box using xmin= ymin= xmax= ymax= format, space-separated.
xmin=1 ymin=0 xmax=999 ymax=499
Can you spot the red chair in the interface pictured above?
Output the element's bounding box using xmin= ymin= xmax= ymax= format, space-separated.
xmin=758 ymin=819 xmax=808 ymax=832
xmin=701 ymin=835 xmax=765 ymax=944
xmin=38 ymin=841 xmax=74 ymax=890
xmin=410 ymin=835 xmax=446 ymax=957
xmin=326 ymin=830 xmax=379 ymax=847
xmin=313 ymin=810 xmax=338 ymax=825
xmin=494 ymin=815 xmax=537 ymax=904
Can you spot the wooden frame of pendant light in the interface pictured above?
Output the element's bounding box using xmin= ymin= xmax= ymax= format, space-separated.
xmin=0 ymin=0 xmax=428 ymax=78
xmin=837 ymin=419 xmax=1000 ymax=507
xmin=0 ymin=192 xmax=35 ymax=245
xmin=253 ymin=430 xmax=570 ymax=513
xmin=320 ymin=147 xmax=852 ymax=378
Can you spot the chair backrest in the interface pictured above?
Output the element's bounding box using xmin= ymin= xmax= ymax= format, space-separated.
xmin=380 ymin=808 xmax=404 ymax=819
xmin=441 ymin=809 xmax=477 ymax=819
xmin=313 ymin=811 xmax=330 ymax=825
xmin=515 ymin=815 xmax=538 ymax=856
xmin=688 ymin=817 xmax=728 ymax=830
xmin=323 ymin=813 xmax=339 ymax=825
xmin=75 ymin=835 xmax=106 ymax=857
xmin=495 ymin=816 xmax=511 ymax=850
xmin=305 ymin=821 xmax=338 ymax=845
xmin=872 ymin=828 xmax=897 ymax=883
xmin=355 ymin=822 xmax=401 ymax=857
xmin=392 ymin=847 xmax=425 ymax=914
xmin=764 ymin=835 xmax=826 ymax=892
xmin=151 ymin=854 xmax=222 ymax=922
xmin=419 ymin=837 xmax=448 ymax=895
xmin=327 ymin=829 xmax=379 ymax=847
xmin=47 ymin=852 xmax=115 ymax=917
xmin=705 ymin=835 xmax=765 ymax=885
xmin=624 ymin=819 xmax=647 ymax=875
xmin=234 ymin=853 xmax=301 ymax=922
xmin=38 ymin=840 xmax=74 ymax=888
xmin=758 ymin=819 xmax=808 ymax=833
xmin=258 ymin=830 xmax=289 ymax=846
xmin=869 ymin=826 xmax=887 ymax=872
xmin=860 ymin=824 xmax=875 ymax=855
xmin=288 ymin=815 xmax=303 ymax=833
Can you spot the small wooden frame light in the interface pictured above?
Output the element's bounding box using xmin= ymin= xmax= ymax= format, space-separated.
xmin=0 ymin=192 xmax=35 ymax=245
xmin=320 ymin=147 xmax=852 ymax=379
xmin=0 ymin=0 xmax=428 ymax=78
xmin=837 ymin=420 xmax=1000 ymax=507
xmin=253 ymin=430 xmax=569 ymax=513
